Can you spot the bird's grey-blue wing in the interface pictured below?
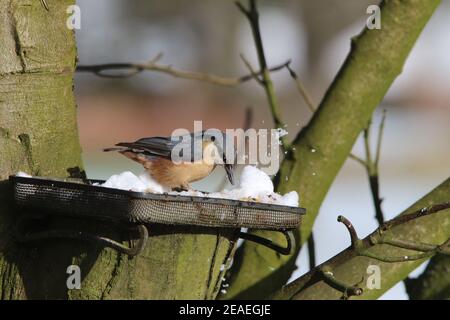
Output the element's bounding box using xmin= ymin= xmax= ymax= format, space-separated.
xmin=115 ymin=133 xmax=199 ymax=160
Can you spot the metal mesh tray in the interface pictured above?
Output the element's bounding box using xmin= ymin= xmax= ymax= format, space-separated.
xmin=10 ymin=175 xmax=305 ymax=230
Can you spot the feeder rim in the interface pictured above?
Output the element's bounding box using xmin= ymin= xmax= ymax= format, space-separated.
xmin=9 ymin=175 xmax=306 ymax=215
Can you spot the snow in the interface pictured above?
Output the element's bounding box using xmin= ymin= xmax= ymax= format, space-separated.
xmin=209 ymin=166 xmax=298 ymax=207
xmin=105 ymin=166 xmax=300 ymax=206
xmin=239 ymin=165 xmax=274 ymax=195
xmin=161 ymin=165 xmax=298 ymax=206
xmin=16 ymin=166 xmax=299 ymax=207
xmin=276 ymin=128 xmax=289 ymax=138
xmin=137 ymin=172 xmax=167 ymax=193
xmin=276 ymin=191 xmax=299 ymax=206
xmin=114 ymin=166 xmax=299 ymax=206
xmin=102 ymin=171 xmax=168 ymax=193
xmin=16 ymin=171 xmax=32 ymax=178
xmin=275 ymin=128 xmax=289 ymax=145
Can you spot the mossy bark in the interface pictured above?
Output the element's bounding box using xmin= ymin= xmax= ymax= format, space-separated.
xmin=0 ymin=0 xmax=235 ymax=299
xmin=224 ymin=0 xmax=442 ymax=299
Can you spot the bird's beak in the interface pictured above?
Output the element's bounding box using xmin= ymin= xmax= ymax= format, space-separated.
xmin=224 ymin=164 xmax=235 ymax=185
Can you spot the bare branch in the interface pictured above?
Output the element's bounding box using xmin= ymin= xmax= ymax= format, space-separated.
xmin=239 ymin=53 xmax=263 ymax=85
xmin=40 ymin=0 xmax=49 ymax=11
xmin=272 ymin=200 xmax=450 ymax=299
xmin=360 ymin=250 xmax=434 ymax=263
xmin=337 ymin=205 xmax=450 ymax=264
xmin=286 ymin=63 xmax=316 ymax=113
xmin=361 ymin=236 xmax=450 ymax=262
xmin=243 ymin=107 xmax=253 ymax=131
xmin=77 ymin=55 xmax=290 ymax=87
xmin=375 ymin=109 xmax=387 ymax=167
xmin=320 ymin=268 xmax=363 ymax=300
xmin=236 ymin=0 xmax=290 ymax=152
xmin=381 ymin=202 xmax=450 ymax=231
xmin=337 ymin=215 xmax=360 ymax=247
xmin=235 ymin=1 xmax=250 ymax=17
xmin=369 ymin=174 xmax=385 ymax=225
xmin=232 ymin=0 xmax=443 ymax=299
xmin=376 ymin=238 xmax=450 ymax=255
xmin=307 ymin=233 xmax=316 ymax=270
xmin=349 ymin=113 xmax=387 ymax=225
xmin=348 ymin=153 xmax=368 ymax=168
xmin=363 ymin=125 xmax=373 ymax=173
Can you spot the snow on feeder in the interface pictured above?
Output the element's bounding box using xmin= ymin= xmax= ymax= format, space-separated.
xmin=10 ymin=166 xmax=305 ymax=256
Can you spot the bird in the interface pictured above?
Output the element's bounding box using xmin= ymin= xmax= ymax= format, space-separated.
xmin=104 ymin=131 xmax=235 ymax=191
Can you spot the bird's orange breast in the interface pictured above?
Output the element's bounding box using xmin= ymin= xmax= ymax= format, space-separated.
xmin=147 ymin=157 xmax=215 ymax=188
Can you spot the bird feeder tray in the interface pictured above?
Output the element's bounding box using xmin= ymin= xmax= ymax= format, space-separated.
xmin=11 ymin=175 xmax=304 ymax=230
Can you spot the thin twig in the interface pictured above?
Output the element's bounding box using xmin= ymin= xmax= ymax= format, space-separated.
xmin=349 ymin=113 xmax=387 ymax=225
xmin=336 ymin=203 xmax=450 ymax=263
xmin=337 ymin=215 xmax=359 ymax=247
xmin=360 ymin=250 xmax=434 ymax=263
xmin=307 ymin=233 xmax=316 ymax=270
xmin=377 ymin=238 xmax=450 ymax=255
xmin=286 ymin=63 xmax=316 ymax=113
xmin=77 ymin=54 xmax=290 ymax=87
xmin=239 ymin=53 xmax=263 ymax=85
xmin=362 ymin=237 xmax=450 ymax=262
xmin=243 ymin=107 xmax=253 ymax=131
xmin=348 ymin=153 xmax=368 ymax=169
xmin=320 ymin=268 xmax=363 ymax=299
xmin=363 ymin=125 xmax=372 ymax=173
xmin=40 ymin=0 xmax=49 ymax=11
xmin=279 ymin=202 xmax=450 ymax=300
xmin=375 ymin=110 xmax=386 ymax=167
xmin=381 ymin=202 xmax=450 ymax=231
xmin=236 ymin=0 xmax=290 ymax=152
xmin=369 ymin=174 xmax=384 ymax=226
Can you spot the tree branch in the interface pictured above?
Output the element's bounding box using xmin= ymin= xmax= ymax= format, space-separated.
xmin=350 ymin=111 xmax=387 ymax=225
xmin=337 ymin=215 xmax=360 ymax=247
xmin=40 ymin=0 xmax=49 ymax=11
xmin=239 ymin=53 xmax=264 ymax=85
xmin=235 ymin=0 xmax=290 ymax=151
xmin=338 ymin=209 xmax=449 ymax=263
xmin=307 ymin=232 xmax=316 ymax=271
xmin=376 ymin=238 xmax=450 ymax=255
xmin=224 ymin=0 xmax=442 ymax=299
xmin=77 ymin=53 xmax=290 ymax=87
xmin=375 ymin=110 xmax=386 ymax=168
xmin=271 ymin=180 xmax=450 ymax=300
xmin=320 ymin=267 xmax=363 ymax=300
xmin=286 ymin=63 xmax=317 ymax=113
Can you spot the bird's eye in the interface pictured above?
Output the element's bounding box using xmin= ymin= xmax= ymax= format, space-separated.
xmin=210 ymin=136 xmax=216 ymax=142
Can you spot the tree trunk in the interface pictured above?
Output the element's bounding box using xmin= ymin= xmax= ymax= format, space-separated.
xmin=0 ymin=0 xmax=234 ymax=299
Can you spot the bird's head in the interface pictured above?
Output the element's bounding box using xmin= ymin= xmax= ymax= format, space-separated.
xmin=202 ymin=130 xmax=236 ymax=185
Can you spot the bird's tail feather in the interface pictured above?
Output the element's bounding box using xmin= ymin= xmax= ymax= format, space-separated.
xmin=103 ymin=146 xmax=127 ymax=152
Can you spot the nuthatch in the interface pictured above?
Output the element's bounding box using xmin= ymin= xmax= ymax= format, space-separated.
xmin=104 ymin=131 xmax=235 ymax=190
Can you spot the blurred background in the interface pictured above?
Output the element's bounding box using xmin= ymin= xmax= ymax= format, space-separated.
xmin=74 ymin=0 xmax=450 ymax=299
